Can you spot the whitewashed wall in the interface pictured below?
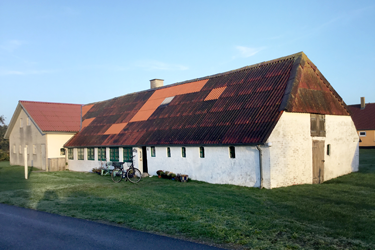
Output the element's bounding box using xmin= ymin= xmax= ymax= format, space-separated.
xmin=66 ymin=112 xmax=359 ymax=189
xmin=324 ymin=114 xmax=359 ymax=179
xmin=266 ymin=112 xmax=359 ymax=188
xmin=146 ymin=146 xmax=262 ymax=187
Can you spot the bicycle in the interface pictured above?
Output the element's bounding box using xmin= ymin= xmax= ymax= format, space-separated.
xmin=111 ymin=156 xmax=142 ymax=183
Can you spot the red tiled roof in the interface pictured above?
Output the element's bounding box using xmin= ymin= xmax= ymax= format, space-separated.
xmin=20 ymin=101 xmax=82 ymax=132
xmin=348 ymin=103 xmax=375 ymax=130
xmin=65 ymin=52 xmax=350 ymax=147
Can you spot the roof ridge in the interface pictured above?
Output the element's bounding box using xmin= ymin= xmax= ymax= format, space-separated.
xmin=86 ymin=52 xmax=304 ymax=106
xmin=348 ymin=102 xmax=375 ymax=106
xmin=20 ymin=100 xmax=83 ymax=106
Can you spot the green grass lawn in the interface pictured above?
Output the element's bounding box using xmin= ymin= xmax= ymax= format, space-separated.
xmin=1 ymin=149 xmax=374 ymax=249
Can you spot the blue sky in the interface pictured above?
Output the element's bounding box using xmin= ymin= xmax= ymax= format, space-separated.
xmin=1 ymin=0 xmax=374 ymax=125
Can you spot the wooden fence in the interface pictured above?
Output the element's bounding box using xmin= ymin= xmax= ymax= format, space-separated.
xmin=48 ymin=158 xmax=66 ymax=171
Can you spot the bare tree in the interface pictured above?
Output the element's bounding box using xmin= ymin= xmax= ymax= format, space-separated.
xmin=0 ymin=115 xmax=5 ymax=125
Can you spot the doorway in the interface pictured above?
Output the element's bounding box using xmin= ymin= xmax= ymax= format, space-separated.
xmin=142 ymin=146 xmax=148 ymax=173
xmin=312 ymin=140 xmax=324 ymax=184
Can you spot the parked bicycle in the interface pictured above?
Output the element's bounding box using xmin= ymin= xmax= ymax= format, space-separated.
xmin=111 ymin=156 xmax=142 ymax=183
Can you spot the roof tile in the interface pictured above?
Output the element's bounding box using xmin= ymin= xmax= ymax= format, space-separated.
xmin=65 ymin=52 xmax=350 ymax=147
xmin=20 ymin=101 xmax=82 ymax=132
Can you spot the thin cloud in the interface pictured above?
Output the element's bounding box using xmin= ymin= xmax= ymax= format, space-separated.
xmin=235 ymin=46 xmax=266 ymax=58
xmin=135 ymin=60 xmax=189 ymax=71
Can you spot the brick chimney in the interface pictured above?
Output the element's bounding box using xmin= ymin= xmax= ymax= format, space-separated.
xmin=150 ymin=79 xmax=164 ymax=89
xmin=361 ymin=97 xmax=365 ymax=110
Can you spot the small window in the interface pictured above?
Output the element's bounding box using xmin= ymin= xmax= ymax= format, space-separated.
xmin=199 ymin=147 xmax=205 ymax=158
xmin=151 ymin=146 xmax=156 ymax=157
xmin=167 ymin=147 xmax=171 ymax=157
xmin=160 ymin=96 xmax=175 ymax=106
xmin=20 ymin=118 xmax=23 ymax=128
xmin=98 ymin=148 xmax=106 ymax=161
xmin=359 ymin=131 xmax=366 ymax=137
xmin=123 ymin=147 xmax=132 ymax=162
xmin=229 ymin=146 xmax=235 ymax=158
xmin=182 ymin=147 xmax=186 ymax=158
xmin=33 ymin=145 xmax=37 ymax=154
xmin=60 ymin=148 xmax=65 ymax=156
xmin=78 ymin=148 xmax=84 ymax=160
xmin=310 ymin=114 xmax=325 ymax=137
xmin=87 ymin=148 xmax=94 ymax=160
xmin=110 ymin=148 xmax=119 ymax=162
xmin=327 ymin=144 xmax=331 ymax=156
xmin=19 ymin=145 xmax=22 ymax=154
xmin=68 ymin=148 xmax=74 ymax=160
xmin=13 ymin=145 xmax=16 ymax=153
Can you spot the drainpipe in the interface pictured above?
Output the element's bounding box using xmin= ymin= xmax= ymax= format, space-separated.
xmin=256 ymin=145 xmax=263 ymax=189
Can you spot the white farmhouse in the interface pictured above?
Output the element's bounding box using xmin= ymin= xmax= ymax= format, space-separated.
xmin=4 ymin=101 xmax=82 ymax=171
xmin=63 ymin=52 xmax=359 ymax=188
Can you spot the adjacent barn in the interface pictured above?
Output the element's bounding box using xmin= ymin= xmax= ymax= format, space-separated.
xmin=348 ymin=98 xmax=375 ymax=147
xmin=4 ymin=101 xmax=82 ymax=170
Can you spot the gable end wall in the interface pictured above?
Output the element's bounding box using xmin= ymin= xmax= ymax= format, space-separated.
xmin=9 ymin=109 xmax=47 ymax=168
xmin=267 ymin=112 xmax=359 ymax=188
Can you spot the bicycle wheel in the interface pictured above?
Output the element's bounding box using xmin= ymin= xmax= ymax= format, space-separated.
xmin=111 ymin=168 xmax=123 ymax=183
xmin=126 ymin=168 xmax=142 ymax=183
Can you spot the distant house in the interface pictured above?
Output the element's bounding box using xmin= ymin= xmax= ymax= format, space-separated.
xmin=348 ymin=98 xmax=375 ymax=147
xmin=64 ymin=52 xmax=359 ymax=189
xmin=4 ymin=101 xmax=82 ymax=170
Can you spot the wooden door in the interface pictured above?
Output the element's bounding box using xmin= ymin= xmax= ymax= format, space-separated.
xmin=312 ymin=140 xmax=324 ymax=184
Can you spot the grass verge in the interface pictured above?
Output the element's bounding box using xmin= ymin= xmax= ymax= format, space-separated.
xmin=0 ymin=148 xmax=374 ymax=249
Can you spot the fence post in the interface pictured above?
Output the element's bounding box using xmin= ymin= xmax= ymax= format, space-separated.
xmin=24 ymin=147 xmax=28 ymax=179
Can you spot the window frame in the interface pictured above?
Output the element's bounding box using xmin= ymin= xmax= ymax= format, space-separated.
xmin=359 ymin=131 xmax=366 ymax=137
xmin=68 ymin=148 xmax=74 ymax=160
xmin=199 ymin=146 xmax=205 ymax=158
xmin=110 ymin=147 xmax=119 ymax=162
xmin=98 ymin=147 xmax=106 ymax=161
xmin=87 ymin=147 xmax=95 ymax=161
xmin=77 ymin=148 xmax=84 ymax=160
xmin=229 ymin=146 xmax=235 ymax=158
xmin=167 ymin=147 xmax=171 ymax=157
xmin=123 ymin=147 xmax=132 ymax=162
xmin=151 ymin=146 xmax=156 ymax=157
xmin=181 ymin=147 xmax=186 ymax=158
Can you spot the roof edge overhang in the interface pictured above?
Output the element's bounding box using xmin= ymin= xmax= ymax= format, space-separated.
xmin=278 ymin=52 xmax=306 ymax=112
xmin=4 ymin=101 xmax=45 ymax=139
xmin=278 ymin=52 xmax=350 ymax=115
xmin=44 ymin=131 xmax=79 ymax=134
xmin=64 ymin=142 xmax=268 ymax=148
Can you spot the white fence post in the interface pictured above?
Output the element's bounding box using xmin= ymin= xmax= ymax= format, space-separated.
xmin=24 ymin=147 xmax=28 ymax=179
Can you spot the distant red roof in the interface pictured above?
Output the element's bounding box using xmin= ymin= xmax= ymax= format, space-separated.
xmin=65 ymin=52 xmax=350 ymax=148
xmin=20 ymin=101 xmax=82 ymax=132
xmin=348 ymin=103 xmax=375 ymax=130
